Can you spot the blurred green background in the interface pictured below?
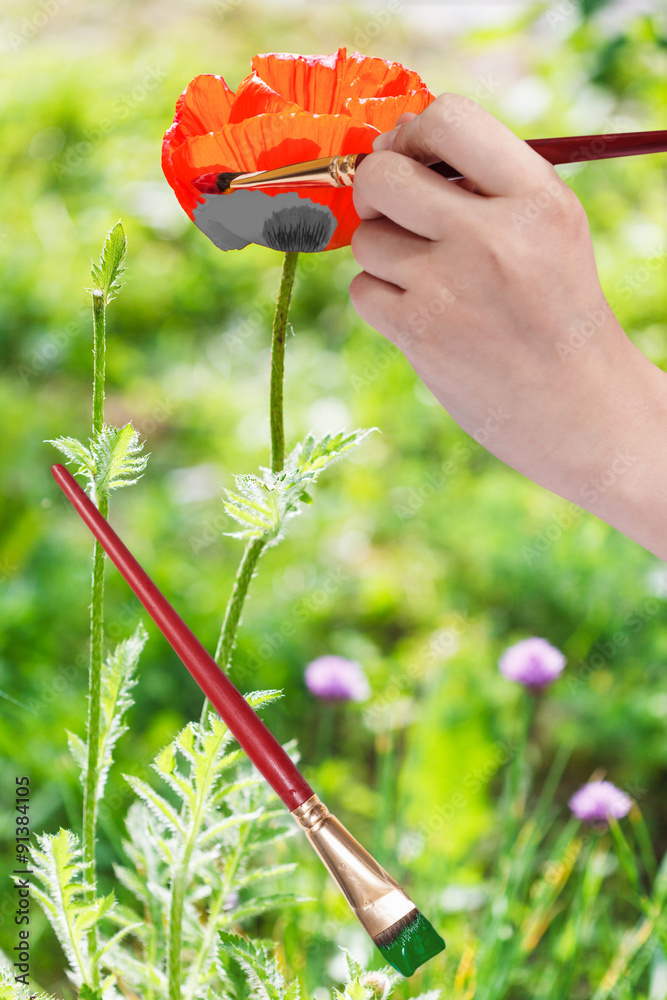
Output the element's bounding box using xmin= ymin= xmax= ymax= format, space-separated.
xmin=0 ymin=0 xmax=665 ymax=993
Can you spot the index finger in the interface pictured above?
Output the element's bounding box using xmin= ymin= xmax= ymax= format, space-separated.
xmin=352 ymin=148 xmax=479 ymax=241
xmin=391 ymin=92 xmax=556 ymax=198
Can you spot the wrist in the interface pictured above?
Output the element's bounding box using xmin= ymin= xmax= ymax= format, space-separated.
xmin=566 ymin=338 xmax=667 ymax=558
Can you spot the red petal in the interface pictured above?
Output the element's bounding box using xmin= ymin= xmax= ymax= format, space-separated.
xmin=229 ymin=72 xmax=303 ymax=123
xmin=250 ymin=47 xmax=431 ymax=115
xmin=343 ymin=87 xmax=435 ymax=131
xmin=170 ymin=112 xmax=378 ymax=249
xmin=173 ymin=74 xmax=235 ymax=142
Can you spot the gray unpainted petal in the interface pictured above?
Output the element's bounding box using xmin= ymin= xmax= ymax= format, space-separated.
xmin=193 ymin=189 xmax=337 ymax=253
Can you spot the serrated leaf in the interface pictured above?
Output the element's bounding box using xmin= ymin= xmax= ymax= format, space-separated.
xmin=342 ymin=948 xmax=365 ymax=980
xmin=71 ymin=625 xmax=146 ymax=799
xmin=47 ymin=423 xmax=148 ymax=504
xmin=123 ymin=774 xmax=185 ymax=836
xmin=222 ymin=427 xmax=376 ymax=546
xmin=246 ymin=689 xmax=283 ymax=710
xmin=236 ymin=863 xmax=298 ymax=890
xmin=66 ymin=729 xmax=87 ymax=773
xmin=218 ymin=932 xmax=289 ymax=999
xmin=112 ymin=691 xmax=314 ymax=995
xmin=28 ymin=828 xmax=114 ymax=986
xmin=89 ymin=220 xmax=127 ymax=304
xmin=0 ymin=970 xmax=58 ymax=999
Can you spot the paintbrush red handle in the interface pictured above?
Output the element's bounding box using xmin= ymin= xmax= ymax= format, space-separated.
xmin=51 ymin=463 xmax=314 ymax=811
xmin=356 ymin=129 xmax=667 ymax=181
xmin=526 ymin=129 xmax=667 ymax=164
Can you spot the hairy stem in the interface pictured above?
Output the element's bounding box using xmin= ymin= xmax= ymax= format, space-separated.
xmin=269 ymin=250 xmax=299 ymax=474
xmin=215 ymin=536 xmax=267 ymax=671
xmin=82 ymin=289 xmax=108 ymax=983
xmin=167 ymin=729 xmax=226 ymax=998
xmin=199 ymin=251 xmax=299 ymax=725
xmin=183 ymin=821 xmax=251 ymax=998
xmin=92 ymin=290 xmax=105 ymax=437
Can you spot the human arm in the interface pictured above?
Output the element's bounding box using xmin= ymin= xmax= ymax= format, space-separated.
xmin=348 ymin=95 xmax=667 ymax=559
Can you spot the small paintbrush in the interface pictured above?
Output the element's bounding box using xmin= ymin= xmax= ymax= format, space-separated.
xmin=52 ymin=463 xmax=445 ymax=977
xmin=191 ymin=128 xmax=667 ymax=195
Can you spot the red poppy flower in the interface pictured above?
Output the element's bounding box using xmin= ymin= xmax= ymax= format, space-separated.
xmin=162 ymin=47 xmax=434 ymax=253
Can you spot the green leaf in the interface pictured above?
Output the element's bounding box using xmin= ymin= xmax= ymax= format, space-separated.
xmin=47 ymin=422 xmax=148 ymax=503
xmin=0 ymin=970 xmax=58 ymax=999
xmin=70 ymin=625 xmax=146 ymax=799
xmin=222 ymin=428 xmax=376 ymax=546
xmin=28 ymin=828 xmax=115 ymax=985
xmin=89 ymin=220 xmax=127 ymax=304
xmin=218 ymin=932 xmax=291 ymax=999
xmin=80 ymin=984 xmax=104 ymax=1000
xmin=123 ymin=774 xmax=185 ymax=836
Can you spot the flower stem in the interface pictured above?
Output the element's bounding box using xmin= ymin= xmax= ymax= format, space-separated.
xmin=199 ymin=251 xmax=299 ymax=724
xmin=269 ymin=250 xmax=299 ymax=474
xmin=215 ymin=535 xmax=267 ymax=673
xmin=92 ymin=290 xmax=105 ymax=436
xmin=82 ymin=288 xmax=107 ymax=984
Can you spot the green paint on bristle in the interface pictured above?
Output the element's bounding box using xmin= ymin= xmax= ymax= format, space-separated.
xmin=376 ymin=911 xmax=445 ymax=977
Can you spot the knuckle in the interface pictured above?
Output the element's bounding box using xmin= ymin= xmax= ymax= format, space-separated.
xmin=547 ymin=181 xmax=588 ymax=230
xmin=348 ymin=269 xmax=370 ymax=303
xmin=358 ymin=148 xmax=411 ymax=190
xmin=349 ymin=225 xmax=364 ymax=259
xmin=430 ymin=91 xmax=479 ymax=125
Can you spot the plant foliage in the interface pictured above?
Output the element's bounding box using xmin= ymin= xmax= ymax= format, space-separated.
xmin=47 ymin=423 xmax=148 ymax=504
xmin=222 ymin=428 xmax=377 ymax=543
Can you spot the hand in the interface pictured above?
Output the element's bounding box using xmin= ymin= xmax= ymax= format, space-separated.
xmin=349 ymin=94 xmax=667 ymax=558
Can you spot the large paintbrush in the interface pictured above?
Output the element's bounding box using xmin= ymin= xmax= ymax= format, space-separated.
xmin=191 ymin=128 xmax=667 ymax=195
xmin=52 ymin=463 xmax=445 ymax=977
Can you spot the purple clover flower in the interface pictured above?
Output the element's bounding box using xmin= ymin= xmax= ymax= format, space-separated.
xmin=569 ymin=780 xmax=632 ymax=824
xmin=498 ymin=637 xmax=565 ymax=689
xmin=304 ymin=655 xmax=370 ymax=702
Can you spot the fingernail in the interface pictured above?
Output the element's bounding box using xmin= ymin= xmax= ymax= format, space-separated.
xmin=372 ymin=128 xmax=398 ymax=152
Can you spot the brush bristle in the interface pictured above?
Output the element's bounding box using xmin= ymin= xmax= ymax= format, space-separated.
xmin=216 ymin=171 xmax=241 ymax=193
xmin=374 ymin=909 xmax=445 ymax=977
xmin=373 ymin=908 xmax=419 ymax=949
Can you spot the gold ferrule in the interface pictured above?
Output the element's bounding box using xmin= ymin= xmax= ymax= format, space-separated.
xmin=329 ymin=153 xmax=358 ymax=187
xmin=228 ymin=154 xmax=362 ymax=192
xmin=292 ymin=794 xmax=416 ymax=940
